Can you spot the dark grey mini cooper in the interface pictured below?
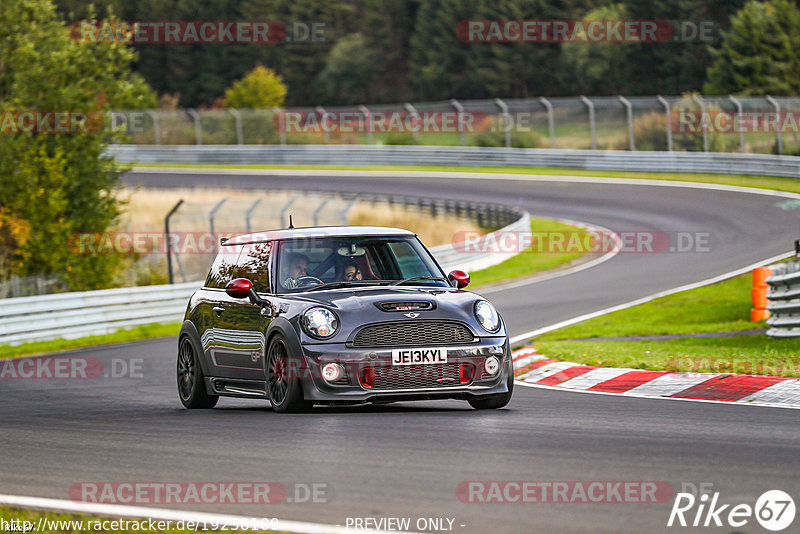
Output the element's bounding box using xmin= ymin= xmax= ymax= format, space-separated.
xmin=177 ymin=226 xmax=513 ymax=412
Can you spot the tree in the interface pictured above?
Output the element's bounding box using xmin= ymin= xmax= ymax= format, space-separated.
xmin=0 ymin=0 xmax=156 ymax=290
xmin=223 ymin=65 xmax=288 ymax=108
xmin=704 ymin=0 xmax=800 ymax=95
xmin=318 ymin=33 xmax=376 ymax=104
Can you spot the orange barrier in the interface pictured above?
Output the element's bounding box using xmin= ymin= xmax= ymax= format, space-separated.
xmin=751 ymin=266 xmax=772 ymax=322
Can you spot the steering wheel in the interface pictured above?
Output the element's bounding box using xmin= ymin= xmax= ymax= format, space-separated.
xmin=294 ymin=275 xmax=323 ymax=288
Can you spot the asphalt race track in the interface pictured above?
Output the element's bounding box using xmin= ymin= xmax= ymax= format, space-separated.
xmin=2 ymin=170 xmax=799 ymax=533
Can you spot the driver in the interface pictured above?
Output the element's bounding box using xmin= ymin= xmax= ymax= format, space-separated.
xmin=281 ymin=252 xmax=310 ymax=289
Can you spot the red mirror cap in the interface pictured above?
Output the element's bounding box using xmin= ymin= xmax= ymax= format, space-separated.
xmin=448 ymin=270 xmax=470 ymax=289
xmin=225 ymin=278 xmax=253 ymax=299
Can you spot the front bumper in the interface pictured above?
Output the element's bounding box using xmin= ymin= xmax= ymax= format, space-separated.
xmin=297 ymin=336 xmax=511 ymax=403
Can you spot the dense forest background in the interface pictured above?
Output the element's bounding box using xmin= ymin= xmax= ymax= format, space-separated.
xmin=51 ymin=0 xmax=761 ymax=107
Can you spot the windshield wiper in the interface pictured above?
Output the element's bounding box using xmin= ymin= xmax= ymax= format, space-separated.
xmin=390 ymin=276 xmax=448 ymax=286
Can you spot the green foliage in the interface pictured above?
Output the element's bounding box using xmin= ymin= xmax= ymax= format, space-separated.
xmin=474 ymin=128 xmax=541 ymax=148
xmin=383 ymin=133 xmax=416 ymax=145
xmin=705 ymin=0 xmax=800 ymax=95
xmin=0 ymin=0 xmax=155 ymax=290
xmin=318 ymin=33 xmax=375 ymax=104
xmin=223 ymin=65 xmax=287 ymax=109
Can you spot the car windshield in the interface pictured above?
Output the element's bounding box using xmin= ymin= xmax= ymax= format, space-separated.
xmin=276 ymin=236 xmax=446 ymax=293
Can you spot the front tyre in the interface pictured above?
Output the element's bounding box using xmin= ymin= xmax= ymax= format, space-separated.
xmin=266 ymin=335 xmax=312 ymax=413
xmin=468 ymin=356 xmax=514 ymax=410
xmin=177 ymin=335 xmax=219 ymax=409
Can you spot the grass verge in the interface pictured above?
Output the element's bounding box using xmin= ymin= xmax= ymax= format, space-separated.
xmin=535 ymin=273 xmax=800 ymax=377
xmin=0 ymin=322 xmax=181 ymax=360
xmin=0 ymin=506 xmax=274 ymax=534
xmin=135 ymin=163 xmax=800 ymax=195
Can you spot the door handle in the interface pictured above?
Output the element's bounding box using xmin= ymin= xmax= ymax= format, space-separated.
xmin=212 ymin=306 xmax=225 ymax=315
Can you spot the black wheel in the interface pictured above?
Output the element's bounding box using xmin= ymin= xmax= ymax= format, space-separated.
xmin=177 ymin=335 xmax=218 ymax=409
xmin=266 ymin=335 xmax=312 ymax=413
xmin=468 ymin=356 xmax=514 ymax=410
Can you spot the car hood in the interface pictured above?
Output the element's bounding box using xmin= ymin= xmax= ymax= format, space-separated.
xmin=284 ymin=286 xmax=499 ymax=337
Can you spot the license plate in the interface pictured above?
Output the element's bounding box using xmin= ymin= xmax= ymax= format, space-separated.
xmin=391 ymin=348 xmax=448 ymax=366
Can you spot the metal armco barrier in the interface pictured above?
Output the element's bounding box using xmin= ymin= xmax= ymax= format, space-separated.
xmin=108 ymin=145 xmax=800 ymax=179
xmin=0 ymin=211 xmax=529 ymax=345
xmin=766 ymin=259 xmax=800 ymax=338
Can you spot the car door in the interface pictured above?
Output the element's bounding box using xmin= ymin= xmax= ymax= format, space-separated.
xmin=210 ymin=241 xmax=273 ymax=381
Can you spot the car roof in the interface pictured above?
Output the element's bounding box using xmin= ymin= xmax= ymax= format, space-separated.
xmin=223 ymin=226 xmax=416 ymax=246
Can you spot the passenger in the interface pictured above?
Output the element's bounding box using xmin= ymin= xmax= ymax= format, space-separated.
xmin=340 ymin=260 xmax=363 ymax=282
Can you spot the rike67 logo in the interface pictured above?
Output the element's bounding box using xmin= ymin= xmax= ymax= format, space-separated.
xmin=668 ymin=485 xmax=795 ymax=531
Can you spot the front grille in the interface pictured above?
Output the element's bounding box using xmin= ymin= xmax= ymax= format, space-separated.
xmin=378 ymin=301 xmax=434 ymax=312
xmin=373 ymin=363 xmax=463 ymax=389
xmin=352 ymin=321 xmax=475 ymax=347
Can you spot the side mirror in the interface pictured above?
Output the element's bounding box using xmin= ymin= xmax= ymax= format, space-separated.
xmin=448 ymin=270 xmax=470 ymax=289
xmin=225 ymin=278 xmax=253 ymax=299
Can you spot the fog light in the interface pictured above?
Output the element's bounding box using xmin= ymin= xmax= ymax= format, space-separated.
xmin=484 ymin=356 xmax=500 ymax=376
xmin=322 ymin=363 xmax=343 ymax=382
xmin=359 ymin=368 xmax=374 ymax=389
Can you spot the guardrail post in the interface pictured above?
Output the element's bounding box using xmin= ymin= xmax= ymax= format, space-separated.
xmin=766 ymin=95 xmax=783 ymax=155
xmin=656 ymin=95 xmax=672 ymax=152
xmin=618 ymin=96 xmax=635 ymax=151
xmin=228 ymin=108 xmax=244 ymax=145
xmin=187 ymin=108 xmax=202 ymax=145
xmin=273 ymin=107 xmax=287 ymax=146
xmin=317 ymin=106 xmax=331 ymax=144
xmin=728 ymin=95 xmax=745 ymax=154
xmin=580 ymin=96 xmax=597 ymax=150
xmin=539 ymin=97 xmax=556 ymax=148
xmin=280 ymin=197 xmax=296 ymax=227
xmin=495 ymin=98 xmax=511 ymax=148
xmin=450 ymin=99 xmax=466 ymax=146
xmin=691 ymin=94 xmax=709 ymax=153
xmin=358 ymin=105 xmax=373 ymax=145
xmin=403 ymin=103 xmax=420 ymax=144
xmin=245 ymin=198 xmax=264 ymax=234
xmin=209 ymin=198 xmax=227 ymax=251
xmin=165 ymin=199 xmax=184 ymax=285
xmin=146 ymin=110 xmax=161 ymax=145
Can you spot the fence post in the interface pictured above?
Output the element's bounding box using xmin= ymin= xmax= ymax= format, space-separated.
xmin=164 ymin=199 xmax=184 ymax=285
xmin=313 ymin=198 xmax=330 ymax=225
xmin=273 ymin=107 xmax=286 ymax=146
xmin=146 ymin=110 xmax=161 ymax=145
xmin=358 ymin=105 xmax=373 ymax=145
xmin=728 ymin=95 xmax=745 ymax=154
xmin=245 ymin=198 xmax=264 ymax=234
xmin=450 ymin=99 xmax=466 ymax=146
xmin=403 ymin=103 xmax=420 ymax=144
xmin=539 ymin=97 xmax=556 ymax=148
xmin=494 ymin=98 xmax=511 ymax=148
xmin=656 ymin=95 xmax=672 ymax=152
xmin=618 ymin=95 xmax=635 ymax=151
xmin=187 ymin=108 xmax=202 ymax=145
xmin=209 ymin=198 xmax=227 ymax=252
xmin=766 ymin=95 xmax=783 ymax=155
xmin=341 ymin=196 xmax=359 ymax=225
xmin=316 ymin=106 xmax=331 ymax=144
xmin=228 ymin=108 xmax=244 ymax=145
xmin=580 ymin=96 xmax=596 ymax=150
xmin=691 ymin=94 xmax=709 ymax=152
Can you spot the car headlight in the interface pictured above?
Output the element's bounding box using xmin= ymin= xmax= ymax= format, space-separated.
xmin=474 ymin=300 xmax=500 ymax=333
xmin=301 ymin=307 xmax=339 ymax=339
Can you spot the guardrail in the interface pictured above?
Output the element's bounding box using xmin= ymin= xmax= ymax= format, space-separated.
xmin=766 ymin=258 xmax=800 ymax=338
xmin=0 ymin=211 xmax=529 ymax=346
xmin=109 ymin=145 xmax=800 ymax=179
